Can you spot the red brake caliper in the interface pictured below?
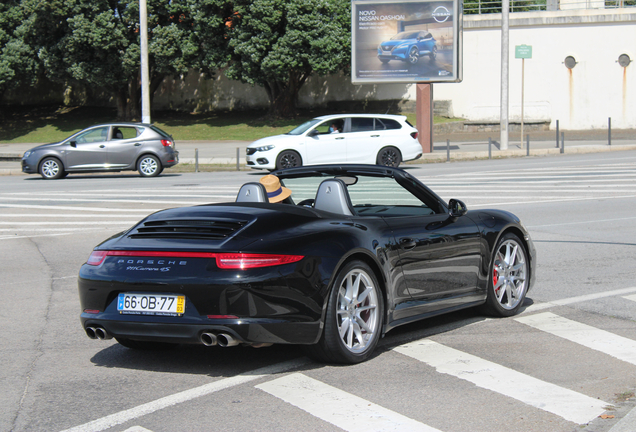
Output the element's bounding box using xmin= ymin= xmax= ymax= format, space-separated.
xmin=493 ymin=268 xmax=499 ymax=291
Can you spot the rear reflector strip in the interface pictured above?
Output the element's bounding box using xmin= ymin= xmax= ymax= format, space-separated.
xmin=86 ymin=250 xmax=303 ymax=269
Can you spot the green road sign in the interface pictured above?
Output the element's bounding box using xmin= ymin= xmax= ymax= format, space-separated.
xmin=515 ymin=45 xmax=532 ymax=59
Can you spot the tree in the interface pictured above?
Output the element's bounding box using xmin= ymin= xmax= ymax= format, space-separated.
xmin=226 ymin=0 xmax=351 ymax=118
xmin=19 ymin=0 xmax=232 ymax=120
xmin=0 ymin=1 xmax=40 ymax=100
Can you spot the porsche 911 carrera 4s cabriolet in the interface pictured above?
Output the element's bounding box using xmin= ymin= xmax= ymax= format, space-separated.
xmin=79 ymin=165 xmax=536 ymax=364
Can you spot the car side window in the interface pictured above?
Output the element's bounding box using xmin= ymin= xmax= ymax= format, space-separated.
xmin=75 ymin=127 xmax=109 ymax=144
xmin=375 ymin=119 xmax=402 ymax=130
xmin=350 ymin=118 xmax=374 ymax=132
xmin=112 ymin=126 xmax=138 ymax=140
xmin=347 ymin=176 xmax=435 ymax=217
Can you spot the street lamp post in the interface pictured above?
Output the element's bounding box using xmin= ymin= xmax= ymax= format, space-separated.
xmin=140 ymin=0 xmax=151 ymax=124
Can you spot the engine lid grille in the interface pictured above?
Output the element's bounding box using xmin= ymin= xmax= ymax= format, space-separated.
xmin=128 ymin=219 xmax=248 ymax=240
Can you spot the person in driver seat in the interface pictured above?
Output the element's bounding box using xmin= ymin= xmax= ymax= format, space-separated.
xmin=259 ymin=174 xmax=292 ymax=203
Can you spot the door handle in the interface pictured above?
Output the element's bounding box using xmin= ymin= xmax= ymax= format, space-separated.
xmin=371 ymin=135 xmax=380 ymax=137
xmin=399 ymin=238 xmax=417 ymax=250
xmin=336 ymin=137 xmax=344 ymax=140
xmin=99 ymin=145 xmax=105 ymax=148
xmin=134 ymin=143 xmax=141 ymax=146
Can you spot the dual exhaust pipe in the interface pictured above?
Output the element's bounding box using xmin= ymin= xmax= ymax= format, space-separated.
xmin=200 ymin=332 xmax=239 ymax=347
xmin=85 ymin=326 xmax=242 ymax=348
xmin=85 ymin=326 xmax=112 ymax=340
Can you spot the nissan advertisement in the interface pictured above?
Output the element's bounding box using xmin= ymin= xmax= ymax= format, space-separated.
xmin=352 ymin=0 xmax=462 ymax=84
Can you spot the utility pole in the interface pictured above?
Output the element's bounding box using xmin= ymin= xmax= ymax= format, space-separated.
xmin=140 ymin=0 xmax=151 ymax=124
xmin=500 ymin=0 xmax=510 ymax=150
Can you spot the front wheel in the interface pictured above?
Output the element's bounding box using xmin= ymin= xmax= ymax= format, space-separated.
xmin=304 ymin=260 xmax=384 ymax=364
xmin=276 ymin=150 xmax=301 ymax=170
xmin=376 ymin=146 xmax=402 ymax=167
xmin=481 ymin=233 xmax=529 ymax=317
xmin=39 ymin=157 xmax=65 ymax=180
xmin=407 ymin=46 xmax=419 ymax=65
xmin=137 ymin=155 xmax=162 ymax=177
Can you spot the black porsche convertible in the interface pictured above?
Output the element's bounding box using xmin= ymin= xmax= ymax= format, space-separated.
xmin=79 ymin=165 xmax=536 ymax=364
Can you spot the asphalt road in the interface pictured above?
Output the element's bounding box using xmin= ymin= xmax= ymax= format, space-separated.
xmin=2 ymin=151 xmax=636 ymax=432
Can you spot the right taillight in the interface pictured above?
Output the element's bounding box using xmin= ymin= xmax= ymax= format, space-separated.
xmin=410 ymin=132 xmax=418 ymax=139
xmin=161 ymin=139 xmax=173 ymax=147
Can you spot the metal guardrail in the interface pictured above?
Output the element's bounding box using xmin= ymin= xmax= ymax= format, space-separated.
xmin=464 ymin=0 xmax=636 ymax=14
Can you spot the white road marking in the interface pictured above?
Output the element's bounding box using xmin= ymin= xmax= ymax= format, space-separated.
xmin=256 ymin=373 xmax=441 ymax=432
xmin=394 ymin=340 xmax=609 ymax=425
xmin=523 ymin=287 xmax=636 ymax=313
xmin=122 ymin=427 xmax=153 ymax=432
xmin=58 ymin=358 xmax=309 ymax=432
xmin=0 ymin=221 xmax=138 ymax=225
xmin=0 ymin=203 xmax=165 ymax=212
xmin=623 ymin=294 xmax=636 ymax=303
xmin=515 ymin=312 xmax=636 ymax=366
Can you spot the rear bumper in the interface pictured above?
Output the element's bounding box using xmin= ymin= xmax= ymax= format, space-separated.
xmin=80 ymin=315 xmax=322 ymax=345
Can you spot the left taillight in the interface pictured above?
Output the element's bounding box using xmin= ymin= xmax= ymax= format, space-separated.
xmin=410 ymin=131 xmax=418 ymax=139
xmin=87 ymin=250 xmax=108 ymax=266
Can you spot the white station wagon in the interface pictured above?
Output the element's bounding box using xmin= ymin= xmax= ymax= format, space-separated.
xmin=245 ymin=114 xmax=422 ymax=170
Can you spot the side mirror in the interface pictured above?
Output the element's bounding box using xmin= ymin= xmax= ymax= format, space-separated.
xmin=448 ymin=199 xmax=467 ymax=218
xmin=70 ymin=141 xmax=77 ymax=148
xmin=308 ymin=129 xmax=319 ymax=137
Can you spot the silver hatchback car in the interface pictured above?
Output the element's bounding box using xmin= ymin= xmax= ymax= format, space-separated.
xmin=21 ymin=123 xmax=179 ymax=179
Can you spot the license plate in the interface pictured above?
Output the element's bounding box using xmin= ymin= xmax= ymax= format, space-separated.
xmin=117 ymin=293 xmax=185 ymax=316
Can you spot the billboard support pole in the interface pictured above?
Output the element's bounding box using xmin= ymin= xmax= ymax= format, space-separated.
xmin=416 ymin=83 xmax=433 ymax=154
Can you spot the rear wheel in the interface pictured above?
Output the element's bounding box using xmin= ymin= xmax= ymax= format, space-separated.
xmin=304 ymin=260 xmax=383 ymax=364
xmin=429 ymin=45 xmax=437 ymax=61
xmin=376 ymin=146 xmax=402 ymax=167
xmin=39 ymin=157 xmax=65 ymax=180
xmin=276 ymin=150 xmax=301 ymax=170
xmin=481 ymin=233 xmax=529 ymax=317
xmin=137 ymin=155 xmax=162 ymax=177
xmin=115 ymin=337 xmax=177 ymax=350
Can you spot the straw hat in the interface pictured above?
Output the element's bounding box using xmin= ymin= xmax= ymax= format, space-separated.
xmin=259 ymin=175 xmax=292 ymax=203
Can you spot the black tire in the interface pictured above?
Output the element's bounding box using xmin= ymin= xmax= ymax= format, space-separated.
xmin=480 ymin=233 xmax=530 ymax=317
xmin=137 ymin=154 xmax=162 ymax=177
xmin=429 ymin=45 xmax=437 ymax=61
xmin=115 ymin=337 xmax=177 ymax=350
xmin=276 ymin=150 xmax=301 ymax=170
xmin=303 ymin=260 xmax=384 ymax=364
xmin=407 ymin=46 xmax=419 ymax=65
xmin=39 ymin=157 xmax=65 ymax=180
xmin=376 ymin=146 xmax=402 ymax=167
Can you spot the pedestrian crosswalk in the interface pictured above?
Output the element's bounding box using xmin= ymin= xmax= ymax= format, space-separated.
xmin=62 ymin=307 xmax=636 ymax=432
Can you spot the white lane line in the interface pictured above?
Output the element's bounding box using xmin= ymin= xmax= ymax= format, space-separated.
xmin=122 ymin=427 xmax=153 ymax=432
xmin=468 ymin=194 xmax=636 ymax=208
xmin=0 ymin=204 xmax=166 ymax=212
xmin=0 ymin=196 xmax=215 ymax=205
xmin=0 ymin=214 xmax=150 ymax=218
xmin=528 ymin=216 xmax=636 ymax=228
xmin=523 ymin=287 xmax=636 ymax=313
xmin=0 ymin=221 xmax=138 ymax=225
xmin=623 ymin=294 xmax=636 ymax=303
xmin=393 ymin=340 xmax=609 ymax=425
xmin=59 ymin=358 xmax=309 ymax=432
xmin=256 ymin=373 xmax=441 ymax=432
xmin=515 ymin=312 xmax=636 ymax=366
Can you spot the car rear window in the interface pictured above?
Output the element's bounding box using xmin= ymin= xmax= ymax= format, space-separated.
xmin=149 ymin=125 xmax=171 ymax=138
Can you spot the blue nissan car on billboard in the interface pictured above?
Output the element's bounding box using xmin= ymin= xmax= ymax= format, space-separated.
xmin=377 ymin=30 xmax=437 ymax=65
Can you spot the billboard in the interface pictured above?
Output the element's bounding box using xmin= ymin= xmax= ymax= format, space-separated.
xmin=352 ymin=0 xmax=462 ymax=84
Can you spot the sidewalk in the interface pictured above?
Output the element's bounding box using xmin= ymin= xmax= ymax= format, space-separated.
xmin=2 ymin=130 xmax=635 ymax=175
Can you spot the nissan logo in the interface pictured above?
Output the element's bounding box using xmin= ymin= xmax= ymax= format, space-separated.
xmin=432 ymin=6 xmax=451 ymax=23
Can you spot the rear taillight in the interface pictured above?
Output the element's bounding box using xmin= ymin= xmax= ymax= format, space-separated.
xmin=410 ymin=132 xmax=418 ymax=139
xmin=161 ymin=139 xmax=173 ymax=147
xmin=87 ymin=250 xmax=107 ymax=266
xmin=85 ymin=250 xmax=304 ymax=269
xmin=216 ymin=253 xmax=304 ymax=269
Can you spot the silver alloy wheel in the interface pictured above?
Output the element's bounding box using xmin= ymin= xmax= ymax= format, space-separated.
xmin=492 ymin=238 xmax=528 ymax=310
xmin=336 ymin=268 xmax=379 ymax=353
xmin=41 ymin=159 xmax=60 ymax=178
xmin=408 ymin=46 xmax=419 ymax=64
xmin=139 ymin=156 xmax=158 ymax=176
